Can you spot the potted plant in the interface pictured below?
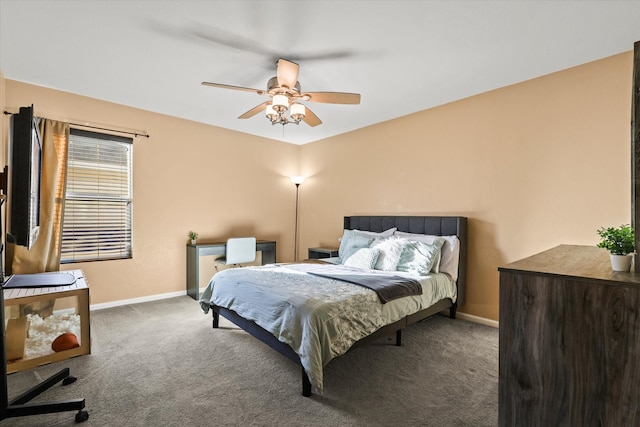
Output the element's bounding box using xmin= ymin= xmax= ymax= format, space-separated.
xmin=596 ymin=224 xmax=635 ymax=271
xmin=188 ymin=231 xmax=198 ymax=245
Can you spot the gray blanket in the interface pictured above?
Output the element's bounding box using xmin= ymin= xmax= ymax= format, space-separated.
xmin=287 ymin=263 xmax=422 ymax=303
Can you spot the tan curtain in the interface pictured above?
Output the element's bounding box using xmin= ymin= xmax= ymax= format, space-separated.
xmin=12 ymin=119 xmax=69 ymax=273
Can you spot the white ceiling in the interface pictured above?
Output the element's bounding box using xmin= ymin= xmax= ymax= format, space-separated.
xmin=1 ymin=1 xmax=640 ymax=145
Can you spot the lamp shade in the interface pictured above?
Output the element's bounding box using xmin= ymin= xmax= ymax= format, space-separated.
xmin=265 ymin=104 xmax=278 ymax=121
xmin=272 ymin=94 xmax=289 ymax=112
xmin=290 ymin=103 xmax=305 ymax=122
xmin=290 ymin=176 xmax=305 ymax=185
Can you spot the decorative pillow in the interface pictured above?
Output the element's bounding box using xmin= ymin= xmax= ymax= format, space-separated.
xmin=369 ymin=236 xmax=408 ymax=271
xmin=394 ymin=232 xmax=460 ymax=280
xmin=344 ymin=248 xmax=381 ymax=269
xmin=338 ymin=227 xmax=397 ymax=261
xmin=396 ymin=240 xmax=444 ymax=275
xmin=339 ymin=234 xmax=374 ymax=263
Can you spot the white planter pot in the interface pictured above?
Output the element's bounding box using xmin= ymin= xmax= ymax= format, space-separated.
xmin=190 ymin=239 xmax=197 ymax=245
xmin=610 ymin=254 xmax=632 ymax=272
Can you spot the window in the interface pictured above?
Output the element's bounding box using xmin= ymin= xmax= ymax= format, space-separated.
xmin=61 ymin=129 xmax=133 ymax=263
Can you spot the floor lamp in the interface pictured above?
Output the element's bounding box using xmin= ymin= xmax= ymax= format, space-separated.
xmin=291 ymin=176 xmax=305 ymax=261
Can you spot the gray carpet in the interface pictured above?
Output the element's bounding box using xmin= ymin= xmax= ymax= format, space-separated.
xmin=3 ymin=296 xmax=498 ymax=426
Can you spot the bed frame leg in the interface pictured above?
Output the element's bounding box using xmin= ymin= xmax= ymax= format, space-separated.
xmin=212 ymin=311 xmax=219 ymax=328
xmin=395 ymin=329 xmax=402 ymax=346
xmin=301 ymin=368 xmax=312 ymax=397
xmin=449 ymin=304 xmax=457 ymax=319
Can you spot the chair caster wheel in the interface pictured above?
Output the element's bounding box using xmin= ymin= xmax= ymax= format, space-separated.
xmin=63 ymin=376 xmax=77 ymax=386
xmin=75 ymin=410 xmax=89 ymax=423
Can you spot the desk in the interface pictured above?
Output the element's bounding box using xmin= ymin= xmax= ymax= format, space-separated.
xmin=186 ymin=240 xmax=276 ymax=300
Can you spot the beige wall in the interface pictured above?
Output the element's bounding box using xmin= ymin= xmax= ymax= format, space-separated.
xmin=3 ymin=81 xmax=300 ymax=304
xmin=299 ymin=51 xmax=633 ymax=321
xmin=1 ymin=50 xmax=633 ymax=321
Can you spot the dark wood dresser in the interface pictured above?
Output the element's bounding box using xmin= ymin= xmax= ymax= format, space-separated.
xmin=498 ymin=245 xmax=640 ymax=426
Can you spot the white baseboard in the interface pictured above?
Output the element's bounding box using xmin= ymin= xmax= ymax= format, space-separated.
xmin=456 ymin=311 xmax=499 ymax=328
xmin=90 ymin=291 xmax=187 ymax=311
xmin=439 ymin=309 xmax=498 ymax=328
xmin=90 ymin=291 xmax=499 ymax=329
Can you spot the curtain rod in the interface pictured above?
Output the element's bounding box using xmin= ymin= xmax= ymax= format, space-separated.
xmin=3 ymin=109 xmax=150 ymax=139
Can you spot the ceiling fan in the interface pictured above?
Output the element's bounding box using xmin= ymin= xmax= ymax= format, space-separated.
xmin=202 ymin=59 xmax=361 ymax=127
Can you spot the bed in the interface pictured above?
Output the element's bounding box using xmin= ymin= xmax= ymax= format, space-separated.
xmin=200 ymin=215 xmax=467 ymax=396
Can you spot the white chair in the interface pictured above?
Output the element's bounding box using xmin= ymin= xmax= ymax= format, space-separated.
xmin=215 ymin=237 xmax=257 ymax=270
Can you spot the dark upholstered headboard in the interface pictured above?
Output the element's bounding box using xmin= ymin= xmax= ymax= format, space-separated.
xmin=344 ymin=215 xmax=467 ymax=309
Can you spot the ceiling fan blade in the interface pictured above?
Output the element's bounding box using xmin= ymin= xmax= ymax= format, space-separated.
xmin=303 ymin=92 xmax=361 ymax=105
xmin=302 ymin=107 xmax=322 ymax=127
xmin=276 ymin=59 xmax=299 ymax=90
xmin=191 ymin=25 xmax=276 ymax=59
xmin=238 ymin=102 xmax=269 ymax=119
xmin=202 ymin=82 xmax=265 ymax=95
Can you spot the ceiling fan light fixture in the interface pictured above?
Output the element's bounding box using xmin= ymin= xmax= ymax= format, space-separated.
xmin=290 ymin=103 xmax=305 ymax=122
xmin=265 ymin=104 xmax=278 ymax=122
xmin=203 ymin=57 xmax=359 ymax=129
xmin=272 ymin=94 xmax=289 ymax=112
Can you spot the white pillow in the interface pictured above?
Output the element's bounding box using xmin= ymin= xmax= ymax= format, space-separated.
xmin=344 ymin=248 xmax=381 ymax=269
xmin=369 ymin=236 xmax=407 ymax=271
xmin=396 ymin=240 xmax=443 ymax=275
xmin=338 ymin=227 xmax=397 ymax=261
xmin=394 ymin=232 xmax=460 ymax=280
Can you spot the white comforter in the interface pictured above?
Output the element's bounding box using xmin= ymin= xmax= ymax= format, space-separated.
xmin=200 ymin=263 xmax=456 ymax=393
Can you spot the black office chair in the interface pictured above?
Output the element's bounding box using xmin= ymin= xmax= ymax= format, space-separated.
xmin=215 ymin=237 xmax=257 ymax=270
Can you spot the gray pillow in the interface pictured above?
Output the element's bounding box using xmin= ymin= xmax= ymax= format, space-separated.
xmin=396 ymin=239 xmax=444 ymax=275
xmin=338 ymin=227 xmax=396 ymax=261
xmin=340 ymin=234 xmax=374 ymax=262
xmin=394 ymin=232 xmax=459 ymax=278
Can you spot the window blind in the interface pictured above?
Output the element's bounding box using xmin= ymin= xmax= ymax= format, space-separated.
xmin=61 ymin=129 xmax=133 ymax=263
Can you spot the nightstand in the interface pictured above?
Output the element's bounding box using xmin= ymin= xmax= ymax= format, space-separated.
xmin=308 ymin=247 xmax=339 ymax=259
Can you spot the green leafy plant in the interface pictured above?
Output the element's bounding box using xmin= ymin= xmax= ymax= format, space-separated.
xmin=188 ymin=231 xmax=198 ymax=240
xmin=596 ymin=224 xmax=635 ymax=255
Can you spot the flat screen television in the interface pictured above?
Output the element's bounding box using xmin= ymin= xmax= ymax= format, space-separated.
xmin=8 ymin=105 xmax=42 ymax=249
